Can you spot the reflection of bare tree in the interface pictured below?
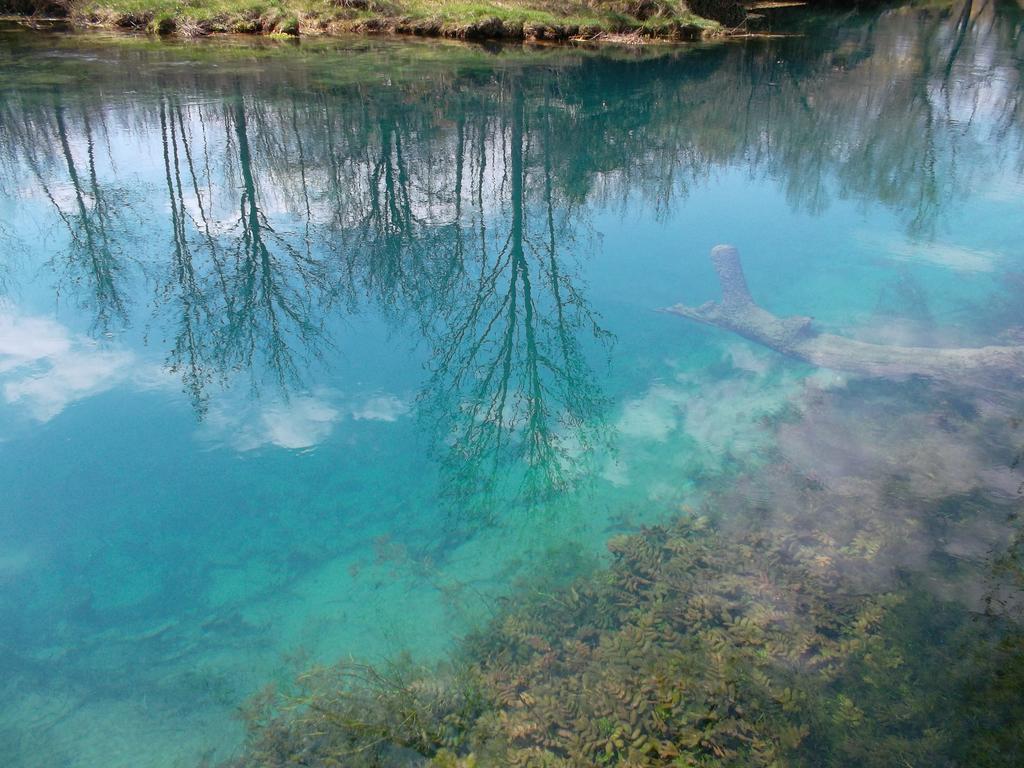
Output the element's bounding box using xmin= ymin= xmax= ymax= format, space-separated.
xmin=314 ymin=96 xmax=462 ymax=325
xmin=150 ymin=89 xmax=341 ymax=407
xmin=347 ymin=111 xmax=432 ymax=317
xmin=53 ymin=101 xmax=132 ymax=330
xmin=669 ymin=0 xmax=1024 ymax=234
xmin=0 ymin=147 xmax=14 ymax=294
xmin=4 ymin=91 xmax=135 ymax=332
xmin=218 ymin=90 xmax=334 ymax=392
xmin=157 ymin=95 xmax=219 ymax=414
xmin=0 ymin=222 xmax=13 ymax=296
xmin=975 ymin=1 xmax=1024 ymax=172
xmin=422 ymin=83 xmax=612 ymax=514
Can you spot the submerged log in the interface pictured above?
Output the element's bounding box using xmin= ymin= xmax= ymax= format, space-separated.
xmin=663 ymin=245 xmax=1024 ymax=383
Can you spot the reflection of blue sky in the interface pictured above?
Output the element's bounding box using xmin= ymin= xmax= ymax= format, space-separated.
xmin=0 ymin=303 xmax=410 ymax=451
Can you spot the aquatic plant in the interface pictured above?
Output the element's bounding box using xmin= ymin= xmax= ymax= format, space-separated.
xmin=463 ymin=515 xmax=904 ymax=767
xmin=232 ymin=657 xmax=500 ymax=767
xmin=226 ymin=497 xmax=1024 ymax=767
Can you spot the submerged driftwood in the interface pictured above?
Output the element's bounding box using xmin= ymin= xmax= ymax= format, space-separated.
xmin=663 ymin=245 xmax=1024 ymax=383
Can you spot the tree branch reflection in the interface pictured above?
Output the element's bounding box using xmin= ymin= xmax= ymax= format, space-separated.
xmin=1 ymin=0 xmax=1021 ymax=512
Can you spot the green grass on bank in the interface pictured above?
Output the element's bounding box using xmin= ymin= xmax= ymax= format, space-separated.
xmin=7 ymin=0 xmax=726 ymax=41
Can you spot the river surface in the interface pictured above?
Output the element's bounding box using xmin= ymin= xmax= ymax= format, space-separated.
xmin=1 ymin=5 xmax=1023 ymax=766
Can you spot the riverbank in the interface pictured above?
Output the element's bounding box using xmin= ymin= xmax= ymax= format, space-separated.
xmin=2 ymin=0 xmax=748 ymax=41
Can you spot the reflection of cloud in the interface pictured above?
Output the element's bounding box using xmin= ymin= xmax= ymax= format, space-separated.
xmin=601 ymin=457 xmax=630 ymax=487
xmin=0 ymin=301 xmax=411 ymax=446
xmin=203 ymin=394 xmax=341 ymax=451
xmin=612 ymin=351 xmax=818 ymax=489
xmin=0 ymin=311 xmax=71 ymax=372
xmin=0 ymin=547 xmax=34 ymax=583
xmin=202 ymin=392 xmax=410 ymax=452
xmin=255 ymin=398 xmax=340 ymax=450
xmin=4 ymin=349 xmax=135 ymax=422
xmin=891 ymin=242 xmax=1000 ymax=273
xmin=616 ymin=385 xmax=684 ymax=442
xmin=725 ymin=343 xmax=773 ymax=376
xmin=616 ymin=362 xmax=796 ymax=454
xmin=859 ymin=233 xmax=1001 ymax=273
xmin=351 ymin=394 xmax=409 ymax=422
xmin=0 ymin=304 xmax=135 ymax=421
xmin=981 ymin=176 xmax=1024 ymax=204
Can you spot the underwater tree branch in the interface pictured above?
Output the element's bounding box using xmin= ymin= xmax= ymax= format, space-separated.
xmin=664 ymin=244 xmax=1024 ymax=384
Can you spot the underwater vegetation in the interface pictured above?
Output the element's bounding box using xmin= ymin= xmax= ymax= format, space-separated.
xmin=219 ymin=368 xmax=1024 ymax=767
xmin=225 ymin=518 xmax=1024 ymax=767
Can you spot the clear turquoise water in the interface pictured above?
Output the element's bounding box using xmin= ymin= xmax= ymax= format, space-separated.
xmin=0 ymin=5 xmax=1023 ymax=766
